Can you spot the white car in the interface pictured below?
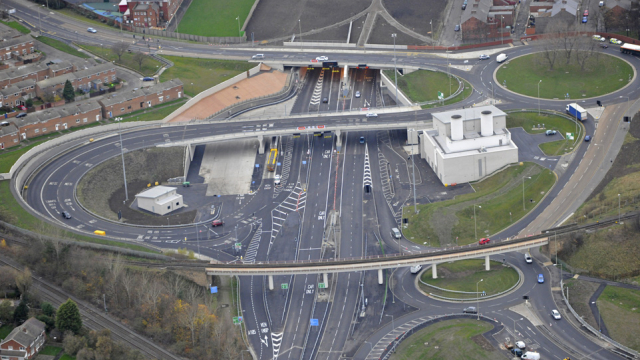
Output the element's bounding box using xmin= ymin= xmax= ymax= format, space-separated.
xmin=365 ymin=113 xmax=378 ymax=117
xmin=515 ymin=341 xmax=526 ymax=349
xmin=316 ymin=56 xmax=328 ymax=61
xmin=355 ymin=91 xmax=361 ymax=98
xmin=551 ymin=309 xmax=562 ymax=320
xmin=524 ymin=253 xmax=533 ymax=263
xmin=87 ymin=27 xmax=97 ymax=33
xmin=274 ymin=174 xmax=281 ymax=185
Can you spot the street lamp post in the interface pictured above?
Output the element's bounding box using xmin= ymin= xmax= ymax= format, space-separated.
xmin=537 ymin=80 xmax=542 ymax=115
xmin=513 ymin=317 xmax=523 ymax=336
xmin=430 ymin=20 xmax=434 ymax=50
xmin=410 ymin=129 xmax=417 ymax=214
xmin=474 ymin=204 xmax=481 ymax=241
xmin=501 ymin=16 xmax=504 ymax=45
xmin=365 ymin=341 xmax=373 ymax=353
xmin=620 ymin=95 xmax=630 ymax=116
xmin=236 ymin=16 xmax=241 ymax=38
xmin=522 ymin=176 xmax=531 ymax=211
xmin=118 ymin=121 xmax=129 ymax=201
xmin=618 ymin=193 xmax=621 ymax=223
xmin=392 ymin=34 xmax=398 ymax=107
xmin=38 ymin=5 xmax=44 ymax=36
xmin=385 ymin=314 xmax=395 ymax=330
xmin=476 ymin=279 xmax=483 ymax=320
xmin=489 ymin=81 xmax=494 ymax=104
xmin=299 ymin=19 xmax=302 ymax=49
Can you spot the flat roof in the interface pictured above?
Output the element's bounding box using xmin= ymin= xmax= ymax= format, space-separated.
xmin=431 ymin=105 xmax=506 ymax=124
xmin=135 ymin=185 xmax=176 ymax=199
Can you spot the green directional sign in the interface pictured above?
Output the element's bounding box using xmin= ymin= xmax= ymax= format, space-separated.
xmin=318 ymin=283 xmax=327 ymax=289
xmin=566 ymin=132 xmax=574 ymax=140
xmin=233 ymin=316 xmax=243 ymax=325
xmin=281 ymin=283 xmax=288 ymax=290
xmin=438 ymin=91 xmax=444 ymax=100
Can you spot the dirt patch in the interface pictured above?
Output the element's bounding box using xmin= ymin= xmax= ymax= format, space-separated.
xmin=303 ymin=21 xmax=351 ymax=41
xmin=77 ymin=147 xmax=185 ymax=222
xmin=471 ymin=334 xmax=495 ymax=352
xmin=383 ymin=0 xmax=447 ymax=37
xmin=245 ymin=0 xmax=370 ymax=40
xmin=367 ymin=15 xmax=424 ymax=45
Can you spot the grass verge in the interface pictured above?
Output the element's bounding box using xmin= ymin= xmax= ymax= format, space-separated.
xmin=160 ymin=56 xmax=253 ymax=97
xmin=0 ymin=181 xmax=156 ymax=253
xmin=599 ymin=286 xmax=640 ymax=351
xmin=422 ymin=79 xmax=474 ymax=109
xmin=562 ymin=278 xmax=600 ymax=328
xmin=0 ymin=324 xmax=13 ymax=339
xmin=419 ymin=260 xmax=518 ymax=299
xmin=496 ymin=52 xmax=633 ymax=99
xmin=119 ymin=98 xmax=187 ymax=122
xmin=78 ymin=44 xmax=162 ymax=76
xmin=0 ymin=20 xmax=30 ymax=34
xmin=59 ymin=355 xmax=76 ymax=360
xmin=177 ymin=0 xmax=254 ymax=37
xmin=40 ymin=346 xmax=63 ymax=355
xmin=389 ymin=319 xmax=497 ymax=360
xmin=403 ymin=162 xmax=555 ymax=246
xmin=381 ymin=69 xmax=473 ymax=108
xmin=36 ymin=36 xmax=90 ymax=59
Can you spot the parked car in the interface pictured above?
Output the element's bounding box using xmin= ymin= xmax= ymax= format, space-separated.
xmin=537 ymin=274 xmax=545 ymax=283
xmin=479 ymin=238 xmax=490 ymax=245
xmin=212 ymin=219 xmax=224 ymax=227
xmin=355 ymin=91 xmax=361 ymax=98
xmin=515 ymin=341 xmax=526 ymax=349
xmin=584 ymin=9 xmax=589 ymax=16
xmin=524 ymin=253 xmax=533 ymax=263
xmin=454 ymin=24 xmax=461 ymax=31
xmin=479 ymin=54 xmax=490 ymax=60
xmin=582 ymin=16 xmax=588 ymax=23
xmin=61 ymin=211 xmax=72 ymax=219
xmin=0 ymin=121 xmax=9 ymax=126
xmin=462 ymin=3 xmax=467 ymax=9
xmin=366 ymin=113 xmax=378 ymax=117
xmin=87 ymin=27 xmax=97 ymax=33
xmin=545 ymin=130 xmax=557 ymax=135
xmin=410 ymin=265 xmax=422 ymax=274
xmin=316 ymin=56 xmax=328 ymax=61
xmin=584 ymin=135 xmax=592 ymax=142
xmin=142 ymin=77 xmax=155 ymax=81
xmin=592 ymin=35 xmax=605 ymax=41
xmin=600 ymin=43 xmax=609 ymax=48
xmin=551 ymin=309 xmax=562 ymax=320
xmin=463 ymin=306 xmax=477 ymax=314
xmin=511 ymin=348 xmax=523 ymax=357
xmin=610 ymin=38 xmax=622 ymax=44
xmin=16 ymin=113 xmax=27 ymax=118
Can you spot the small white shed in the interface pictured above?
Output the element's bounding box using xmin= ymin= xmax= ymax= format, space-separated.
xmin=135 ymin=186 xmax=183 ymax=215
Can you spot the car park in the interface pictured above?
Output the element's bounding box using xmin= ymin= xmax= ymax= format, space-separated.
xmin=551 ymin=309 xmax=562 ymax=320
xmin=463 ymin=306 xmax=477 ymax=314
xmin=584 ymin=135 xmax=592 ymax=142
xmin=16 ymin=113 xmax=27 ymax=118
xmin=355 ymin=91 xmax=361 ymax=98
xmin=537 ymin=274 xmax=544 ymax=283
xmin=366 ymin=113 xmax=378 ymax=117
xmin=410 ymin=265 xmax=422 ymax=274
xmin=454 ymin=24 xmax=460 ymax=31
xmin=61 ymin=211 xmax=72 ymax=219
xmin=87 ymin=27 xmax=97 ymax=33
xmin=479 ymin=54 xmax=490 ymax=60
xmin=545 ymin=130 xmax=557 ymax=135
xmin=316 ymin=56 xmax=328 ymax=61
xmin=479 ymin=238 xmax=490 ymax=245
xmin=524 ymin=253 xmax=533 ymax=263
xmin=212 ymin=219 xmax=224 ymax=227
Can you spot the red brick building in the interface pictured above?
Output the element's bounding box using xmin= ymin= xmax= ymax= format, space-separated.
xmin=0 ymin=63 xmax=50 ymax=89
xmin=99 ymin=78 xmax=183 ymax=118
xmin=124 ymin=0 xmax=184 ymax=28
xmin=130 ymin=3 xmax=161 ymax=28
xmin=0 ymin=35 xmax=36 ymax=61
xmin=11 ymin=100 xmax=102 ymax=141
xmin=0 ymin=122 xmax=19 ymax=149
xmin=0 ymin=317 xmax=46 ymax=359
xmin=461 ymin=0 xmax=515 ymax=41
xmin=35 ymin=63 xmax=117 ymax=98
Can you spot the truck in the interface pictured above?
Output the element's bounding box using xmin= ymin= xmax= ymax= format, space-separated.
xmin=566 ymin=103 xmax=587 ymax=121
xmin=496 ymin=53 xmax=508 ymax=63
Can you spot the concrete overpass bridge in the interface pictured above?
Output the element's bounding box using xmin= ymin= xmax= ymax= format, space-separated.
xmin=206 ymin=236 xmax=549 ymax=290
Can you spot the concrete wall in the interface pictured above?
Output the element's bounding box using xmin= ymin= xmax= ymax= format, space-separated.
xmin=379 ymin=70 xmax=413 ymax=106
xmin=440 ymin=149 xmax=518 ymax=184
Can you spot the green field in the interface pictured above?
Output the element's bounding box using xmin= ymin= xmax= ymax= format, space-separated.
xmin=78 ymin=44 xmax=162 ymax=76
xmin=40 ymin=346 xmax=63 ymax=355
xmin=37 ymin=36 xmax=90 ymax=59
xmin=599 ymin=286 xmax=640 ymax=351
xmin=0 ymin=20 xmax=30 ymax=34
xmin=390 ymin=319 xmax=496 ymax=360
xmin=403 ymin=162 xmax=555 ymax=246
xmin=420 ymin=260 xmax=519 ymax=299
xmin=507 ymin=111 xmax=582 ymax=156
xmin=177 ymin=0 xmax=254 ymax=37
xmin=120 ymin=99 xmax=187 ymax=122
xmin=496 ymin=53 xmax=633 ymax=99
xmin=160 ymin=56 xmax=253 ymax=96
xmin=0 ymin=180 xmax=156 ymax=253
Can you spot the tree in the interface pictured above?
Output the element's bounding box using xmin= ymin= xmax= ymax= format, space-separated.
xmin=56 ymin=298 xmax=83 ymax=334
xmin=0 ymin=300 xmax=13 ymax=323
xmin=76 ymin=347 xmax=95 ymax=360
xmin=15 ymin=267 xmax=32 ymax=297
xmin=110 ymin=42 xmax=129 ymax=62
xmin=41 ymin=301 xmax=56 ymax=317
xmin=63 ymin=331 xmax=86 ymax=356
xmin=63 ymin=79 xmax=75 ymax=102
xmin=41 ymin=90 xmax=55 ymax=104
xmin=575 ymin=36 xmax=597 ymax=71
xmin=25 ymin=98 xmax=34 ymax=107
xmin=132 ymin=52 xmax=146 ymax=70
xmin=13 ymin=300 xmax=29 ymax=323
xmin=0 ymin=266 xmax=16 ymax=297
xmin=36 ymin=314 xmax=55 ymax=331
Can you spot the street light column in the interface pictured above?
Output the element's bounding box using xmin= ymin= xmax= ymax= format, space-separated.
xmin=236 ymin=16 xmax=241 ymax=38
xmin=522 ymin=176 xmax=531 ymax=211
xmin=618 ymin=194 xmax=621 ymax=223
xmin=299 ymin=19 xmax=302 ymax=49
xmin=392 ymin=34 xmax=398 ymax=107
xmin=476 ymin=279 xmax=483 ymax=320
xmin=538 ymin=80 xmax=542 ymax=115
xmin=411 ymin=129 xmax=417 ymax=214
xmin=473 ymin=205 xmax=481 ymax=241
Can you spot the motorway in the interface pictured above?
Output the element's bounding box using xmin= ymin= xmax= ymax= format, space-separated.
xmin=7 ymin=0 xmax=640 ymax=359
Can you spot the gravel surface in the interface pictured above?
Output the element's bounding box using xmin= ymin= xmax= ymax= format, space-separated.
xmin=368 ymin=15 xmax=423 ymax=45
xmin=303 ymin=21 xmax=351 ymax=42
xmin=246 ymin=0 xmax=370 ymax=40
xmin=349 ymin=14 xmax=367 ymax=44
xmin=382 ymin=0 xmax=448 ymax=37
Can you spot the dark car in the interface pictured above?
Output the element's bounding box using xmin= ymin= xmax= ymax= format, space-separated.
xmin=61 ymin=211 xmax=72 ymax=219
xmin=212 ymin=219 xmax=224 ymax=227
xmin=359 ymin=136 xmax=365 ymax=144
xmin=16 ymin=113 xmax=27 ymax=118
xmin=142 ymin=77 xmax=155 ymax=81
xmin=584 ymin=135 xmax=592 ymax=142
xmin=0 ymin=121 xmax=9 ymax=126
xmin=511 ymin=348 xmax=523 ymax=357
xmin=462 ymin=3 xmax=467 ymax=9
xmin=322 ymin=97 xmax=328 ymax=103
xmin=545 ymin=130 xmax=557 ymax=136
xmin=600 ymin=43 xmax=608 ymax=48
xmin=582 ymin=16 xmax=588 ymax=23
xmin=463 ymin=306 xmax=477 ymax=314
xmin=454 ymin=24 xmax=461 ymax=31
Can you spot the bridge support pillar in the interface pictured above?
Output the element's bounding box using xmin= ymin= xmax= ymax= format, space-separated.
xmin=323 ymin=273 xmax=329 ymax=289
xmin=378 ymin=269 xmax=383 ymax=285
xmin=485 ymin=255 xmax=490 ymax=271
xmin=432 ymin=263 xmax=438 ymax=279
xmin=257 ymin=135 xmax=265 ymax=154
xmin=335 ymin=130 xmax=342 ymax=151
xmin=268 ymin=275 xmax=274 ymax=290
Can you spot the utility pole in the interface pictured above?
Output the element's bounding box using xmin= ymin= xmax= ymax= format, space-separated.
xmin=392 ymin=33 xmax=398 ymax=106
xmin=118 ymin=121 xmax=129 ymax=201
xmin=410 ymin=129 xmax=417 ymax=214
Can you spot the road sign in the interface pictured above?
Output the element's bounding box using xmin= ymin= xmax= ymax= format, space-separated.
xmin=302 ymin=161 xmax=307 ymax=165
xmin=233 ymin=316 xmax=243 ymax=324
xmin=566 ymin=132 xmax=574 ymax=140
xmin=438 ymin=91 xmax=444 ymax=100
xmin=210 ymin=286 xmax=218 ymax=294
xmin=310 ymin=319 xmax=319 ymax=326
xmin=281 ymin=283 xmax=288 ymax=290
xmin=318 ymin=283 xmax=327 ymax=289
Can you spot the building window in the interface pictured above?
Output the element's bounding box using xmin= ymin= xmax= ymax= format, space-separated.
xmin=96 ymin=115 xmax=100 ymax=121
xmin=166 ymin=95 xmax=170 ymax=100
xmin=158 ymin=96 xmax=163 ymax=102
xmin=83 ymin=118 xmax=87 ymax=123
xmin=13 ymin=138 xmax=17 ymax=143
xmin=112 ymin=75 xmax=116 ymax=81
xmin=34 ymin=129 xmax=39 ymax=133
xmin=121 ymin=108 xmax=125 ymax=112
xmin=127 ymin=105 xmax=131 ymax=109
xmin=43 ymin=128 xmax=47 ymax=132
xmin=76 ymin=119 xmax=80 ymax=123
xmin=167 ymin=206 xmax=170 ymax=210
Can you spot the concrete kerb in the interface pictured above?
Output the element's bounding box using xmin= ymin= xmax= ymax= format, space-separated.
xmin=414 ymin=262 xmax=524 ymax=303
xmin=492 ymin=51 xmax=638 ymax=102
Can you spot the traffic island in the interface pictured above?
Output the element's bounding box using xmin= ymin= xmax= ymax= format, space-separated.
xmin=383 ymin=69 xmax=473 ymax=108
xmin=495 ymin=52 xmax=634 ymax=99
xmin=418 ymin=259 xmax=520 ymax=301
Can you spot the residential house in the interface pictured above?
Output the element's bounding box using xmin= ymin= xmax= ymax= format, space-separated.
xmin=124 ymin=0 xmax=184 ymax=28
xmin=461 ymin=0 xmax=515 ymax=40
xmin=35 ymin=63 xmax=117 ymax=97
xmin=0 ymin=35 xmax=36 ymax=61
xmin=11 ymin=100 xmax=102 ymax=141
xmin=0 ymin=122 xmax=19 ymax=149
xmin=99 ymin=78 xmax=183 ymax=118
xmin=0 ymin=317 xmax=46 ymax=360
xmin=0 ymin=63 xmax=50 ymax=89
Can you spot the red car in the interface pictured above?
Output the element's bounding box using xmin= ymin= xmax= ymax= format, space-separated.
xmin=212 ymin=219 xmax=224 ymax=227
xmin=479 ymin=238 xmax=490 ymax=245
xmin=584 ymin=9 xmax=589 ymax=16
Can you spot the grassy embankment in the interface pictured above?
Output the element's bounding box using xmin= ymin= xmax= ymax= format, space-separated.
xmin=383 ymin=69 xmax=473 ymax=108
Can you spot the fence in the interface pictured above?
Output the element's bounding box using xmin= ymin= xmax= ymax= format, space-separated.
xmin=520 ymin=31 xmax=640 ymax=46
xmin=132 ymin=27 xmax=245 ymax=44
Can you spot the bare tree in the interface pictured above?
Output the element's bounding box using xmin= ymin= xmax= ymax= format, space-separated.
xmin=15 ymin=267 xmax=33 ymax=296
xmin=143 ymin=276 xmax=164 ymax=314
xmin=575 ymin=36 xmax=597 ymax=71
xmin=541 ymin=39 xmax=559 ymax=70
xmin=166 ymin=272 xmax=184 ymax=298
xmin=0 ymin=266 xmax=16 ymax=297
xmin=120 ymin=270 xmax=136 ymax=308
xmin=132 ymin=52 xmax=146 ymax=70
xmin=110 ymin=42 xmax=129 ymax=62
xmin=107 ymin=254 xmax=125 ymax=307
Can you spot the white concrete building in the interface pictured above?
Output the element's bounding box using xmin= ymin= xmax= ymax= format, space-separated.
xmin=135 ymin=186 xmax=183 ymax=215
xmin=420 ymin=105 xmax=518 ymax=185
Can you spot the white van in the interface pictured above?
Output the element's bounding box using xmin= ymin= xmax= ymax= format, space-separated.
xmin=391 ymin=228 xmax=402 ymax=239
xmin=410 ymin=265 xmax=422 ymax=274
xmin=521 ymin=351 xmax=540 ymax=360
xmin=496 ymin=53 xmax=508 ymax=63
